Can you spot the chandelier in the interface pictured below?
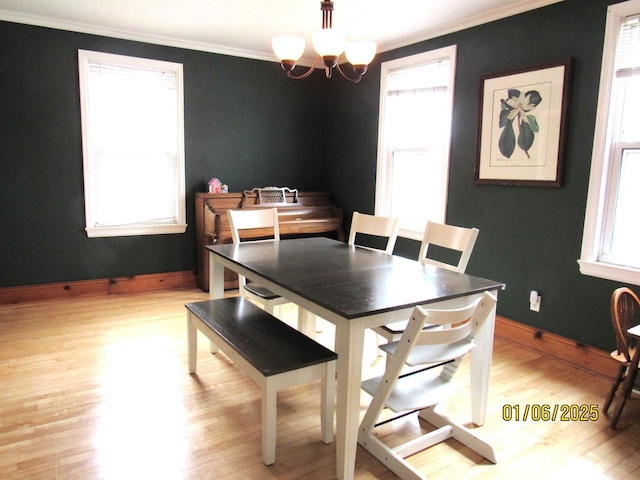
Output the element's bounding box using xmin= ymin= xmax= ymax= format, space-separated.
xmin=271 ymin=0 xmax=377 ymax=83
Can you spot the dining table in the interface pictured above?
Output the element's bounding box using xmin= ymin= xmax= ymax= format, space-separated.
xmin=207 ymin=237 xmax=505 ymax=480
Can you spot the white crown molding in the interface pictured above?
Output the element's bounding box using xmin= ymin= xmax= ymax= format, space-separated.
xmin=1 ymin=0 xmax=563 ymax=65
xmin=377 ymin=0 xmax=564 ymax=54
xmin=0 ymin=10 xmax=276 ymax=62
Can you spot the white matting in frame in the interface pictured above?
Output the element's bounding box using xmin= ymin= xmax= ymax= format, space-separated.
xmin=475 ymin=59 xmax=571 ymax=187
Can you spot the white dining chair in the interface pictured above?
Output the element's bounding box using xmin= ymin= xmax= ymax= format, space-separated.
xmin=348 ymin=211 xmax=399 ymax=254
xmin=373 ymin=221 xmax=479 ymax=346
xmin=418 ymin=221 xmax=479 ymax=272
xmin=227 ymin=208 xmax=307 ymax=332
xmin=359 ymin=291 xmax=498 ymax=480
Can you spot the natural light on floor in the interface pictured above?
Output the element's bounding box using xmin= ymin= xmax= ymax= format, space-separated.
xmin=95 ymin=336 xmax=188 ymax=479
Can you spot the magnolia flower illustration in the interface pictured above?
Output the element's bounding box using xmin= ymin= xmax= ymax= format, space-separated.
xmin=498 ymin=89 xmax=542 ymax=159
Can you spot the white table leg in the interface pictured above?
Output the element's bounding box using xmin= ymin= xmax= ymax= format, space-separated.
xmin=334 ymin=318 xmax=366 ymax=480
xmin=208 ymin=252 xmax=224 ymax=300
xmin=186 ymin=313 xmax=197 ymax=374
xmin=469 ymin=293 xmax=497 ymax=425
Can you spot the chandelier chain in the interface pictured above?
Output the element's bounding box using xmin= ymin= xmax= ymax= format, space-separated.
xmin=321 ymin=1 xmax=334 ymax=29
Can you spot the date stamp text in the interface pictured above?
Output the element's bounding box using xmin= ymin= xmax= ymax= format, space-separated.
xmin=502 ymin=404 xmax=599 ymax=422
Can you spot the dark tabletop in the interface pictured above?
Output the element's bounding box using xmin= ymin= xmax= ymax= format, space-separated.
xmin=207 ymin=237 xmax=505 ymax=320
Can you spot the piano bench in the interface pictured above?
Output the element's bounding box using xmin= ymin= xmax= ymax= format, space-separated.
xmin=185 ymin=297 xmax=337 ymax=465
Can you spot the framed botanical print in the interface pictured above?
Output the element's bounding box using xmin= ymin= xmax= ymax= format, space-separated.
xmin=475 ymin=59 xmax=572 ymax=187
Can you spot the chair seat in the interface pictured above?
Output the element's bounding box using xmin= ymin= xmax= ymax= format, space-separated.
xmin=610 ymin=347 xmax=636 ymax=364
xmin=244 ymin=282 xmax=281 ymax=300
xmin=380 ymin=338 xmax=475 ymax=366
xmin=362 ymin=367 xmax=458 ymax=413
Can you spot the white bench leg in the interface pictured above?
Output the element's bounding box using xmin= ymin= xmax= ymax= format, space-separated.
xmin=187 ymin=313 xmax=198 ymax=374
xmin=321 ymin=360 xmax=336 ymax=444
xmin=186 ymin=302 xmax=336 ymax=466
xmin=262 ymin=381 xmax=277 ymax=465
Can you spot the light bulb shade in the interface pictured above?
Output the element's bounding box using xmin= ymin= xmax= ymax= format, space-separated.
xmin=272 ymin=35 xmax=305 ymax=61
xmin=345 ymin=41 xmax=377 ymax=66
xmin=312 ymin=29 xmax=347 ymax=57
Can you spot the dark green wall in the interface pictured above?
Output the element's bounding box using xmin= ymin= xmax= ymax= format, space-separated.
xmin=0 ymin=21 xmax=327 ymax=287
xmin=1 ymin=0 xmax=636 ymax=352
xmin=323 ymin=0 xmax=629 ymax=351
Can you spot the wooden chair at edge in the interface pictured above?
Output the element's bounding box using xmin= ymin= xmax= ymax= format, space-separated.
xmin=603 ymin=286 xmax=640 ymax=429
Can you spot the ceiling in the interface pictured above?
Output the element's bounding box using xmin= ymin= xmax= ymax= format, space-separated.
xmin=0 ymin=0 xmax=562 ymax=64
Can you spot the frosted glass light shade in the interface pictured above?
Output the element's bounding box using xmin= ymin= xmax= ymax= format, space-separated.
xmin=272 ymin=35 xmax=305 ymax=61
xmin=312 ymin=29 xmax=347 ymax=57
xmin=345 ymin=41 xmax=377 ymax=65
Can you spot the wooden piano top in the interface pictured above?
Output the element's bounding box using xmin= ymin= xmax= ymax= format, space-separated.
xmin=196 ymin=190 xmax=335 ymax=208
xmin=196 ymin=190 xmax=344 ymax=243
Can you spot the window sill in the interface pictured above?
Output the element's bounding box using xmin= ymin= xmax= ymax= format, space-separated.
xmin=578 ymin=259 xmax=640 ymax=286
xmin=86 ymin=223 xmax=188 ymax=238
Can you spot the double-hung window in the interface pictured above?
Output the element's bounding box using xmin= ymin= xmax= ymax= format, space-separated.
xmin=375 ymin=46 xmax=456 ymax=240
xmin=78 ymin=50 xmax=187 ymax=238
xmin=579 ymin=1 xmax=640 ymax=285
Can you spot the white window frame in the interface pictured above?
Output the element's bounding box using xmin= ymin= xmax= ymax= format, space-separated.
xmin=78 ymin=50 xmax=187 ymax=238
xmin=375 ymin=46 xmax=456 ymax=240
xmin=579 ymin=0 xmax=640 ymax=286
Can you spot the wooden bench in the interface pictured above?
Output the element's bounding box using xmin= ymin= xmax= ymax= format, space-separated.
xmin=185 ymin=297 xmax=337 ymax=465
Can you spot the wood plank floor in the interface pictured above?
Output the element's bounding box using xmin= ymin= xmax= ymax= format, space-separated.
xmin=1 ymin=289 xmax=639 ymax=479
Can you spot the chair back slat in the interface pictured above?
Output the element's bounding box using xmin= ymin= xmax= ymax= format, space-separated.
xmin=415 ymin=322 xmax=472 ymax=346
xmin=414 ymin=291 xmax=497 ymax=347
xmin=227 ymin=208 xmax=280 ymax=298
xmin=418 ymin=221 xmax=479 ymax=273
xmin=348 ymin=211 xmax=399 ymax=255
xmin=228 ymin=208 xmax=280 ymax=244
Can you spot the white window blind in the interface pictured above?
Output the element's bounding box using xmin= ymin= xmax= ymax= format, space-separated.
xmin=616 ymin=14 xmax=640 ymax=73
xmin=78 ymin=50 xmax=186 ymax=237
xmin=375 ymin=47 xmax=456 ymax=240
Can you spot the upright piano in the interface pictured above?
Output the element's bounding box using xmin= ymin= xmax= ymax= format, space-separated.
xmin=195 ymin=187 xmax=344 ymax=291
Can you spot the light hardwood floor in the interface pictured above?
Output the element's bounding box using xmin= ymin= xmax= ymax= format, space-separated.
xmin=1 ymin=289 xmax=639 ymax=479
